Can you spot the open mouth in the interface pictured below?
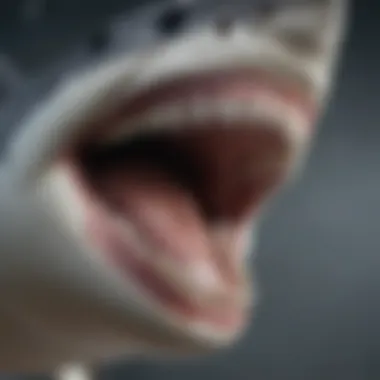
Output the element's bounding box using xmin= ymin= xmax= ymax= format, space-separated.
xmin=57 ymin=68 xmax=315 ymax=336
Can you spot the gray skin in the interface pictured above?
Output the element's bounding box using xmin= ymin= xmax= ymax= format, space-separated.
xmin=0 ymin=0 xmax=348 ymax=374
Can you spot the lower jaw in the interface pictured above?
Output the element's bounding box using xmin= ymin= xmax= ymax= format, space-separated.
xmin=59 ymin=161 xmax=251 ymax=335
xmin=88 ymin=203 xmax=250 ymax=333
xmin=109 ymin=243 xmax=248 ymax=330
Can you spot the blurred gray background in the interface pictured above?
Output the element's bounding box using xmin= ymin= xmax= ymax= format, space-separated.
xmin=0 ymin=0 xmax=379 ymax=379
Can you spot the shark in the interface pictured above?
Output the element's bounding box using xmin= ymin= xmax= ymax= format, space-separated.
xmin=0 ymin=0 xmax=348 ymax=377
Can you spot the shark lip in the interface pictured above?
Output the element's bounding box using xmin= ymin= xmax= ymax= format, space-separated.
xmin=78 ymin=67 xmax=316 ymax=144
xmin=58 ymin=68 xmax=316 ymax=333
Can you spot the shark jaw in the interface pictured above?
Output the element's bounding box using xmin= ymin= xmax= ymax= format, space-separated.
xmin=0 ymin=1 xmax=348 ymax=371
xmin=38 ymin=63 xmax=317 ymax=346
xmin=1 ymin=0 xmax=344 ymax=353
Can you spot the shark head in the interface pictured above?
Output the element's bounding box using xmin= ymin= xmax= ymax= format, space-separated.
xmin=0 ymin=0 xmax=348 ymax=372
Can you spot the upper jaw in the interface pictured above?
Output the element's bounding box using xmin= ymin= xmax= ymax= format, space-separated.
xmin=7 ymin=26 xmax=336 ymax=180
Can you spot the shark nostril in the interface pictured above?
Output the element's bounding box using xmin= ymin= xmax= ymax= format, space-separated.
xmin=277 ymin=30 xmax=323 ymax=56
xmin=157 ymin=6 xmax=189 ymax=35
xmin=88 ymin=28 xmax=110 ymax=55
xmin=214 ymin=16 xmax=235 ymax=36
xmin=254 ymin=2 xmax=277 ymax=21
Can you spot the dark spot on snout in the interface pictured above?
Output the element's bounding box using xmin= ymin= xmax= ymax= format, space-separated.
xmin=157 ymin=5 xmax=189 ymax=35
xmin=254 ymin=1 xmax=277 ymax=21
xmin=88 ymin=27 xmax=110 ymax=54
xmin=277 ymin=30 xmax=322 ymax=56
xmin=215 ymin=16 xmax=235 ymax=36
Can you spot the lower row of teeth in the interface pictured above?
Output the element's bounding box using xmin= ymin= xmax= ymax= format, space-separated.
xmin=102 ymin=95 xmax=309 ymax=145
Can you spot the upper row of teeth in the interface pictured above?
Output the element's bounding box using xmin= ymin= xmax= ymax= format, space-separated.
xmin=102 ymin=95 xmax=310 ymax=146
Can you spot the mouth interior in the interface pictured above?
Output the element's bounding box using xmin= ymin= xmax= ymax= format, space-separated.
xmin=73 ymin=124 xmax=289 ymax=324
xmin=80 ymin=127 xmax=287 ymax=223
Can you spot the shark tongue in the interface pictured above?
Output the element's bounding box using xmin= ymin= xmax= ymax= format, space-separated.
xmin=99 ymin=163 xmax=215 ymax=263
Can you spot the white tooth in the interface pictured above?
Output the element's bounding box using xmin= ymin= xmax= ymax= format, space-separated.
xmin=207 ymin=101 xmax=221 ymax=120
xmin=101 ymin=92 xmax=309 ymax=148
xmin=222 ymin=101 xmax=242 ymax=119
xmin=247 ymin=99 xmax=264 ymax=120
xmin=145 ymin=107 xmax=164 ymax=128
xmin=147 ymin=105 xmax=185 ymax=129
xmin=154 ymin=107 xmax=169 ymax=126
xmin=246 ymin=102 xmax=259 ymax=119
xmin=260 ymin=97 xmax=284 ymax=120
xmin=168 ymin=106 xmax=186 ymax=126
xmin=167 ymin=106 xmax=185 ymax=125
xmin=246 ymin=103 xmax=262 ymax=122
xmin=103 ymin=119 xmax=139 ymax=144
xmin=223 ymin=101 xmax=247 ymax=125
xmin=190 ymin=99 xmax=208 ymax=121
